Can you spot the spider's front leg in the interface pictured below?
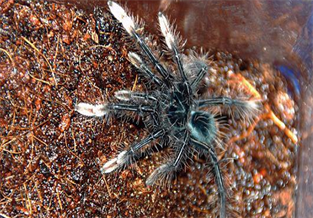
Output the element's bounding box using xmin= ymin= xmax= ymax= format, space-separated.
xmin=75 ymin=88 xmax=159 ymax=118
xmin=114 ymin=90 xmax=157 ymax=102
xmin=75 ymin=99 xmax=165 ymax=172
xmin=158 ymin=12 xmax=187 ymax=82
xmin=75 ymin=101 xmax=155 ymax=117
xmin=108 ymin=0 xmax=174 ymax=87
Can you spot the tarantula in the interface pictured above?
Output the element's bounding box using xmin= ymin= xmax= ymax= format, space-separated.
xmin=76 ymin=1 xmax=259 ymax=217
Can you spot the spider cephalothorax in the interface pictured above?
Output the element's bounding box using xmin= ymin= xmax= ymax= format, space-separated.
xmin=75 ymin=1 xmax=259 ymax=217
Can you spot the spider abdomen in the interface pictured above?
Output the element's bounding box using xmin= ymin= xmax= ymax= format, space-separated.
xmin=188 ymin=111 xmax=217 ymax=145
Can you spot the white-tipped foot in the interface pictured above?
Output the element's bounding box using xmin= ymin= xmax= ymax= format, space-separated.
xmin=128 ymin=52 xmax=143 ymax=69
xmin=116 ymin=151 xmax=128 ymax=164
xmin=158 ymin=12 xmax=175 ymax=50
xmin=146 ymin=164 xmax=170 ymax=186
xmin=101 ymin=157 xmax=118 ymax=173
xmin=75 ymin=102 xmax=107 ymax=117
xmin=100 ymin=151 xmax=128 ymax=174
xmin=233 ymin=99 xmax=263 ymax=125
xmin=108 ymin=1 xmax=135 ymax=35
xmin=245 ymin=99 xmax=261 ymax=112
xmin=114 ymin=90 xmax=132 ymax=101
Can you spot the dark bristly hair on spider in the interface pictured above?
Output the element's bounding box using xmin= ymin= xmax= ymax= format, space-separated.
xmin=75 ymin=1 xmax=260 ymax=217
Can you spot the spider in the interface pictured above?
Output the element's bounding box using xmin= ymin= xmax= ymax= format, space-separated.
xmin=75 ymin=1 xmax=260 ymax=217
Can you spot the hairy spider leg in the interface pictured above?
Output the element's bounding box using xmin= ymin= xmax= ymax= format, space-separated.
xmin=131 ymin=31 xmax=174 ymax=85
xmin=158 ymin=12 xmax=195 ymax=106
xmin=102 ymin=129 xmax=166 ymax=173
xmin=107 ymin=103 xmax=155 ymax=114
xmin=74 ymin=102 xmax=107 ymax=117
xmin=114 ymin=90 xmax=162 ymax=130
xmin=108 ymin=0 xmax=174 ymax=87
xmin=75 ymin=91 xmax=157 ymax=117
xmin=172 ymin=131 xmax=190 ymax=167
xmin=146 ymin=130 xmax=191 ymax=185
xmin=128 ymin=52 xmax=164 ymax=87
xmin=190 ymin=138 xmax=226 ymax=218
xmin=197 ymin=97 xmax=258 ymax=109
xmin=190 ymin=66 xmax=208 ymax=91
xmin=158 ymin=12 xmax=188 ymax=83
xmin=197 ymin=97 xmax=260 ymax=122
xmin=114 ymin=90 xmax=157 ymax=102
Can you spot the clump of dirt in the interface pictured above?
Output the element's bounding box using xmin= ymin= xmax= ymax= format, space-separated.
xmin=0 ymin=0 xmax=299 ymax=217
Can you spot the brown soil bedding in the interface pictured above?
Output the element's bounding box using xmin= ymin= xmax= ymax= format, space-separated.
xmin=0 ymin=1 xmax=299 ymax=217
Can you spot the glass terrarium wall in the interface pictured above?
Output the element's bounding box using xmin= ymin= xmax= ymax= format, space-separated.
xmin=54 ymin=0 xmax=312 ymax=217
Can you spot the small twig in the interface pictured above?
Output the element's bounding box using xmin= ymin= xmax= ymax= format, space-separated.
xmin=103 ymin=175 xmax=113 ymax=198
xmin=28 ymin=73 xmax=52 ymax=85
xmin=264 ymin=104 xmax=298 ymax=144
xmin=71 ymin=129 xmax=77 ymax=152
xmin=21 ymin=36 xmax=58 ymax=86
xmin=197 ymin=184 xmax=209 ymax=204
xmin=31 ymin=134 xmax=49 ymax=147
xmin=53 ymin=34 xmax=60 ymax=71
xmin=63 ymin=132 xmax=82 ymax=162
xmin=132 ymin=74 xmax=138 ymax=91
xmin=0 ymin=48 xmax=15 ymax=67
xmin=1 ymin=137 xmax=17 ymax=147
xmin=56 ymin=190 xmax=63 ymax=211
xmin=23 ymin=183 xmax=32 ymax=215
xmin=35 ymin=181 xmax=43 ymax=204
xmin=229 ymin=73 xmax=261 ymax=99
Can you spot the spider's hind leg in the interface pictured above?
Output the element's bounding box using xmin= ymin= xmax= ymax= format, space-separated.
xmin=188 ymin=110 xmax=226 ymax=218
xmin=190 ymin=138 xmax=227 ymax=218
xmin=146 ymin=130 xmax=191 ymax=186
